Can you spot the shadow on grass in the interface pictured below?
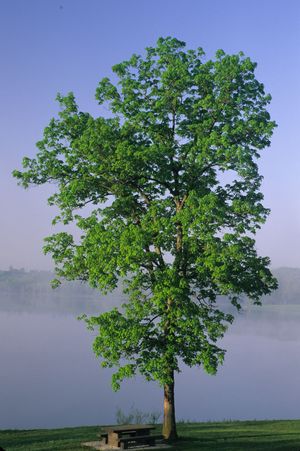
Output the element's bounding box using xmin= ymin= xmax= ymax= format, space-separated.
xmin=171 ymin=432 xmax=300 ymax=451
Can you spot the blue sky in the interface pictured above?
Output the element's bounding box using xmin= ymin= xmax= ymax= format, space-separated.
xmin=1 ymin=0 xmax=300 ymax=269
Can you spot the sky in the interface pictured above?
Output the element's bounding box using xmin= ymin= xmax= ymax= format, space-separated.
xmin=1 ymin=0 xmax=300 ymax=270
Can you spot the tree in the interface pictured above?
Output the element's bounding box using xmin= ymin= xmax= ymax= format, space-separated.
xmin=13 ymin=37 xmax=277 ymax=440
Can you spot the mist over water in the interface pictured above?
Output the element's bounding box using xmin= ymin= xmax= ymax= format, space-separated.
xmin=0 ymin=311 xmax=161 ymax=429
xmin=1 ymin=305 xmax=300 ymax=429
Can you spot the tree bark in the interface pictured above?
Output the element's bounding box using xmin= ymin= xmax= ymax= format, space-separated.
xmin=162 ymin=369 xmax=178 ymax=440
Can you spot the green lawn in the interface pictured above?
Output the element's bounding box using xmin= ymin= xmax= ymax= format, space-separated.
xmin=2 ymin=420 xmax=300 ymax=450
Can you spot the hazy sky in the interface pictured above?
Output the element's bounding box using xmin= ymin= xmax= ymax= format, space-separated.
xmin=1 ymin=0 xmax=300 ymax=270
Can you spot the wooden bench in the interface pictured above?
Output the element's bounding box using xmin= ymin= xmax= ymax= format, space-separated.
xmin=101 ymin=424 xmax=160 ymax=448
xmin=99 ymin=431 xmax=108 ymax=444
xmin=119 ymin=434 xmax=163 ymax=449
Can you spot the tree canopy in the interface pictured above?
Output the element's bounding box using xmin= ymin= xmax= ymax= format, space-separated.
xmin=14 ymin=37 xmax=277 ymax=439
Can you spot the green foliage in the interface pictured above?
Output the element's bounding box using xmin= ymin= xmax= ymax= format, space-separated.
xmin=14 ymin=37 xmax=277 ymax=389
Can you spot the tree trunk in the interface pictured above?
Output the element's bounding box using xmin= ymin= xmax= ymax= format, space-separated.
xmin=162 ymin=370 xmax=178 ymax=440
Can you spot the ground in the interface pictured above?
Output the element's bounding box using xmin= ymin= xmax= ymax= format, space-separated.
xmin=2 ymin=420 xmax=300 ymax=450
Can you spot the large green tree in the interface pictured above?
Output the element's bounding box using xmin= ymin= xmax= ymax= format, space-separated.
xmin=14 ymin=37 xmax=277 ymax=440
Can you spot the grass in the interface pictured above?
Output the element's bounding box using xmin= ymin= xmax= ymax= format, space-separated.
xmin=2 ymin=420 xmax=300 ymax=450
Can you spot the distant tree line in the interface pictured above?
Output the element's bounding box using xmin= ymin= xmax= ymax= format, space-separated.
xmin=0 ymin=268 xmax=122 ymax=314
xmin=1 ymin=267 xmax=300 ymax=315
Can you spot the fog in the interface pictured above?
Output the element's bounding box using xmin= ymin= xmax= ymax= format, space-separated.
xmin=2 ymin=305 xmax=300 ymax=429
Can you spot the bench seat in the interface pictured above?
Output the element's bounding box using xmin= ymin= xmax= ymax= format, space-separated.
xmin=99 ymin=432 xmax=108 ymax=444
xmin=119 ymin=434 xmax=163 ymax=449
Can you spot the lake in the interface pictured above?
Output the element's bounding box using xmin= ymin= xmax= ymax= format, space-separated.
xmin=1 ymin=308 xmax=300 ymax=429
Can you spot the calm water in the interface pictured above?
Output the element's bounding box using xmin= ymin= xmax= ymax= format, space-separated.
xmin=1 ymin=310 xmax=300 ymax=429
